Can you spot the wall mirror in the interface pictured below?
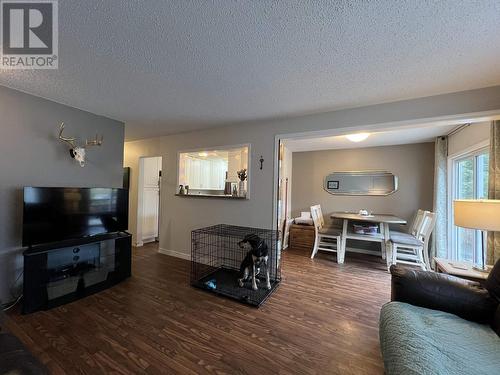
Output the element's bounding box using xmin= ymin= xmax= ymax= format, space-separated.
xmin=324 ymin=171 xmax=398 ymax=196
xmin=178 ymin=144 xmax=249 ymax=198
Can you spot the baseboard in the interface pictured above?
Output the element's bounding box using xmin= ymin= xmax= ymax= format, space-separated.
xmin=158 ymin=248 xmax=191 ymax=260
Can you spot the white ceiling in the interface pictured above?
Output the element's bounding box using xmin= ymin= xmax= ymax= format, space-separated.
xmin=1 ymin=1 xmax=500 ymax=141
xmin=283 ymin=124 xmax=459 ymax=152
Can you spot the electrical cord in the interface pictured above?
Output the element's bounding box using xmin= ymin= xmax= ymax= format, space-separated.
xmin=10 ymin=270 xmax=23 ymax=297
xmin=2 ymin=294 xmax=22 ymax=312
xmin=1 ymin=270 xmax=24 ymax=312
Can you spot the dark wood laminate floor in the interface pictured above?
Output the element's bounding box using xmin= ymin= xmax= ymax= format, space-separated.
xmin=7 ymin=244 xmax=391 ymax=374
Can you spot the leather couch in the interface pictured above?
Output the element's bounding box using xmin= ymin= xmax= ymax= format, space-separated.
xmin=379 ymin=260 xmax=500 ymax=375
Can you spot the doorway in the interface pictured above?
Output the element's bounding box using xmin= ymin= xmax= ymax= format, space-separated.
xmin=137 ymin=156 xmax=162 ymax=247
xmin=273 ymin=121 xmax=492 ymax=265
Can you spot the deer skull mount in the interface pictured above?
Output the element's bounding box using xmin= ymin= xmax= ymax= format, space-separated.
xmin=58 ymin=122 xmax=103 ymax=167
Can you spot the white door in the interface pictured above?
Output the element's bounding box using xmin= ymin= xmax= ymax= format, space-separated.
xmin=138 ymin=156 xmax=161 ymax=244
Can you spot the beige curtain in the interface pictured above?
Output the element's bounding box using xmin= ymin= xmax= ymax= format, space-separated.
xmin=431 ymin=136 xmax=448 ymax=268
xmin=487 ymin=121 xmax=500 ymax=264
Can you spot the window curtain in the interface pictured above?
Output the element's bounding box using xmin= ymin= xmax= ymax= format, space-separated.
xmin=487 ymin=121 xmax=500 ymax=264
xmin=431 ymin=136 xmax=448 ymax=268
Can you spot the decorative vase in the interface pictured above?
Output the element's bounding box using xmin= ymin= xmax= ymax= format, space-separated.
xmin=238 ymin=181 xmax=246 ymax=197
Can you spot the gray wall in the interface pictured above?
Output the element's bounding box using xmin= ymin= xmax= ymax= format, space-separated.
xmin=0 ymin=85 xmax=124 ymax=303
xmin=124 ymin=86 xmax=500 ymax=259
xmin=291 ymin=143 xmax=435 ymax=232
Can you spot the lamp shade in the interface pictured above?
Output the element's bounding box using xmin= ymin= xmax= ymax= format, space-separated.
xmin=454 ymin=200 xmax=500 ymax=231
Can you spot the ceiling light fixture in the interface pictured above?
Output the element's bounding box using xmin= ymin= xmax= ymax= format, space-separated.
xmin=345 ymin=133 xmax=370 ymax=142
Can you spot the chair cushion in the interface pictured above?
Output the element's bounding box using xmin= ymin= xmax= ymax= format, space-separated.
xmin=379 ymin=302 xmax=500 ymax=375
xmin=390 ymin=232 xmax=423 ymax=247
xmin=294 ymin=217 xmax=313 ymax=225
xmin=389 ymin=230 xmax=409 ymax=237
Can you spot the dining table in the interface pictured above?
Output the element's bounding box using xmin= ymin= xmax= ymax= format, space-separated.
xmin=330 ymin=212 xmax=407 ymax=264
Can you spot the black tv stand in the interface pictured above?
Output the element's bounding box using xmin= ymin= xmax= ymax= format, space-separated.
xmin=23 ymin=232 xmax=132 ymax=314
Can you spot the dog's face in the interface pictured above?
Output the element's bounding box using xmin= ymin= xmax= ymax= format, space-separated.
xmin=238 ymin=234 xmax=268 ymax=258
xmin=238 ymin=235 xmax=254 ymax=251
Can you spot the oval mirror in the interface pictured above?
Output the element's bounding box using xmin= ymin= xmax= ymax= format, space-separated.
xmin=324 ymin=171 xmax=398 ymax=196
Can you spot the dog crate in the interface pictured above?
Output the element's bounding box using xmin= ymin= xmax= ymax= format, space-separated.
xmin=191 ymin=224 xmax=281 ymax=307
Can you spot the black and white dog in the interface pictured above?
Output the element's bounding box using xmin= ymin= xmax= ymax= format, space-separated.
xmin=238 ymin=234 xmax=271 ymax=291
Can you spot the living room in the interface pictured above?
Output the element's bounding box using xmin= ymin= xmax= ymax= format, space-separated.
xmin=1 ymin=1 xmax=500 ymax=374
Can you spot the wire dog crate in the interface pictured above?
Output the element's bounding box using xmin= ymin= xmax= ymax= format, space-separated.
xmin=191 ymin=224 xmax=281 ymax=307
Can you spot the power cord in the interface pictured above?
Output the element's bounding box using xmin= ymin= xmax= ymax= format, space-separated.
xmin=2 ymin=270 xmax=24 ymax=312
xmin=2 ymin=294 xmax=22 ymax=312
xmin=10 ymin=270 xmax=23 ymax=296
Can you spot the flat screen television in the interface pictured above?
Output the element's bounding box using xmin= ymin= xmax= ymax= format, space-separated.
xmin=23 ymin=187 xmax=129 ymax=246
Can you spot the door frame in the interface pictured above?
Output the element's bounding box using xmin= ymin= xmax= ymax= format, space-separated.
xmin=137 ymin=156 xmax=162 ymax=247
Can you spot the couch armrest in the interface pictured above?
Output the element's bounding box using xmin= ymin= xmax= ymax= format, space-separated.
xmin=390 ymin=265 xmax=498 ymax=324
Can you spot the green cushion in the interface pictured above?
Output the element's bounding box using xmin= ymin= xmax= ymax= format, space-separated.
xmin=379 ymin=302 xmax=500 ymax=375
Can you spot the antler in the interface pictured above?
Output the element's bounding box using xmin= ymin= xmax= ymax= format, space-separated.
xmin=58 ymin=122 xmax=77 ymax=148
xmin=85 ymin=133 xmax=103 ymax=147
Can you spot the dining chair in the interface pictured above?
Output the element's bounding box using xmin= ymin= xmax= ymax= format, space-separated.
xmin=387 ymin=209 xmax=427 ymax=264
xmin=389 ymin=209 xmax=426 ymax=238
xmin=314 ymin=204 xmax=326 ymax=228
xmin=389 ymin=211 xmax=436 ymax=270
xmin=310 ymin=205 xmax=344 ymax=263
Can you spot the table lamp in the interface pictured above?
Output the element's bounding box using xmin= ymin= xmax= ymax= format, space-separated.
xmin=454 ymin=199 xmax=500 ymax=272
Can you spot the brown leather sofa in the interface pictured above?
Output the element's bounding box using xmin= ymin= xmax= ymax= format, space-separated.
xmin=379 ymin=259 xmax=500 ymax=375
xmin=390 ymin=259 xmax=500 ymax=332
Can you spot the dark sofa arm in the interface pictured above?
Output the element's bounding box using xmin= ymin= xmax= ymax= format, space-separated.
xmin=390 ymin=265 xmax=498 ymax=324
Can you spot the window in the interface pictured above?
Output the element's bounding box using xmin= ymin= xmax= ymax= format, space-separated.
xmin=450 ymin=148 xmax=489 ymax=262
xmin=182 ymin=156 xmax=228 ymax=190
xmin=178 ymin=145 xmax=249 ymax=196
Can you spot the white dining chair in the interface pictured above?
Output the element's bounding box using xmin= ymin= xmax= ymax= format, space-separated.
xmin=310 ymin=205 xmax=344 ymax=263
xmin=390 ymin=209 xmax=426 ymax=238
xmin=387 ymin=209 xmax=427 ymax=266
xmin=313 ymin=204 xmax=327 ymax=229
xmin=389 ymin=211 xmax=436 ymax=270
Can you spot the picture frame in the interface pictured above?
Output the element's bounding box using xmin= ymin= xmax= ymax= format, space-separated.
xmin=327 ymin=180 xmax=339 ymax=190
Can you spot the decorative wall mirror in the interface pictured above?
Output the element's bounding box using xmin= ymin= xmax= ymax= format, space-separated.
xmin=324 ymin=171 xmax=398 ymax=196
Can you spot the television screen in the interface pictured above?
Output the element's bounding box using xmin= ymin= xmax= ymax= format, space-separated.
xmin=23 ymin=187 xmax=129 ymax=246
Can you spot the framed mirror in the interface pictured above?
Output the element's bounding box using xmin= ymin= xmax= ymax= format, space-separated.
xmin=324 ymin=171 xmax=398 ymax=196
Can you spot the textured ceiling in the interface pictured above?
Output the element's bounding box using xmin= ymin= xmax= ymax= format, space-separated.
xmin=283 ymin=124 xmax=459 ymax=152
xmin=1 ymin=1 xmax=500 ymax=140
